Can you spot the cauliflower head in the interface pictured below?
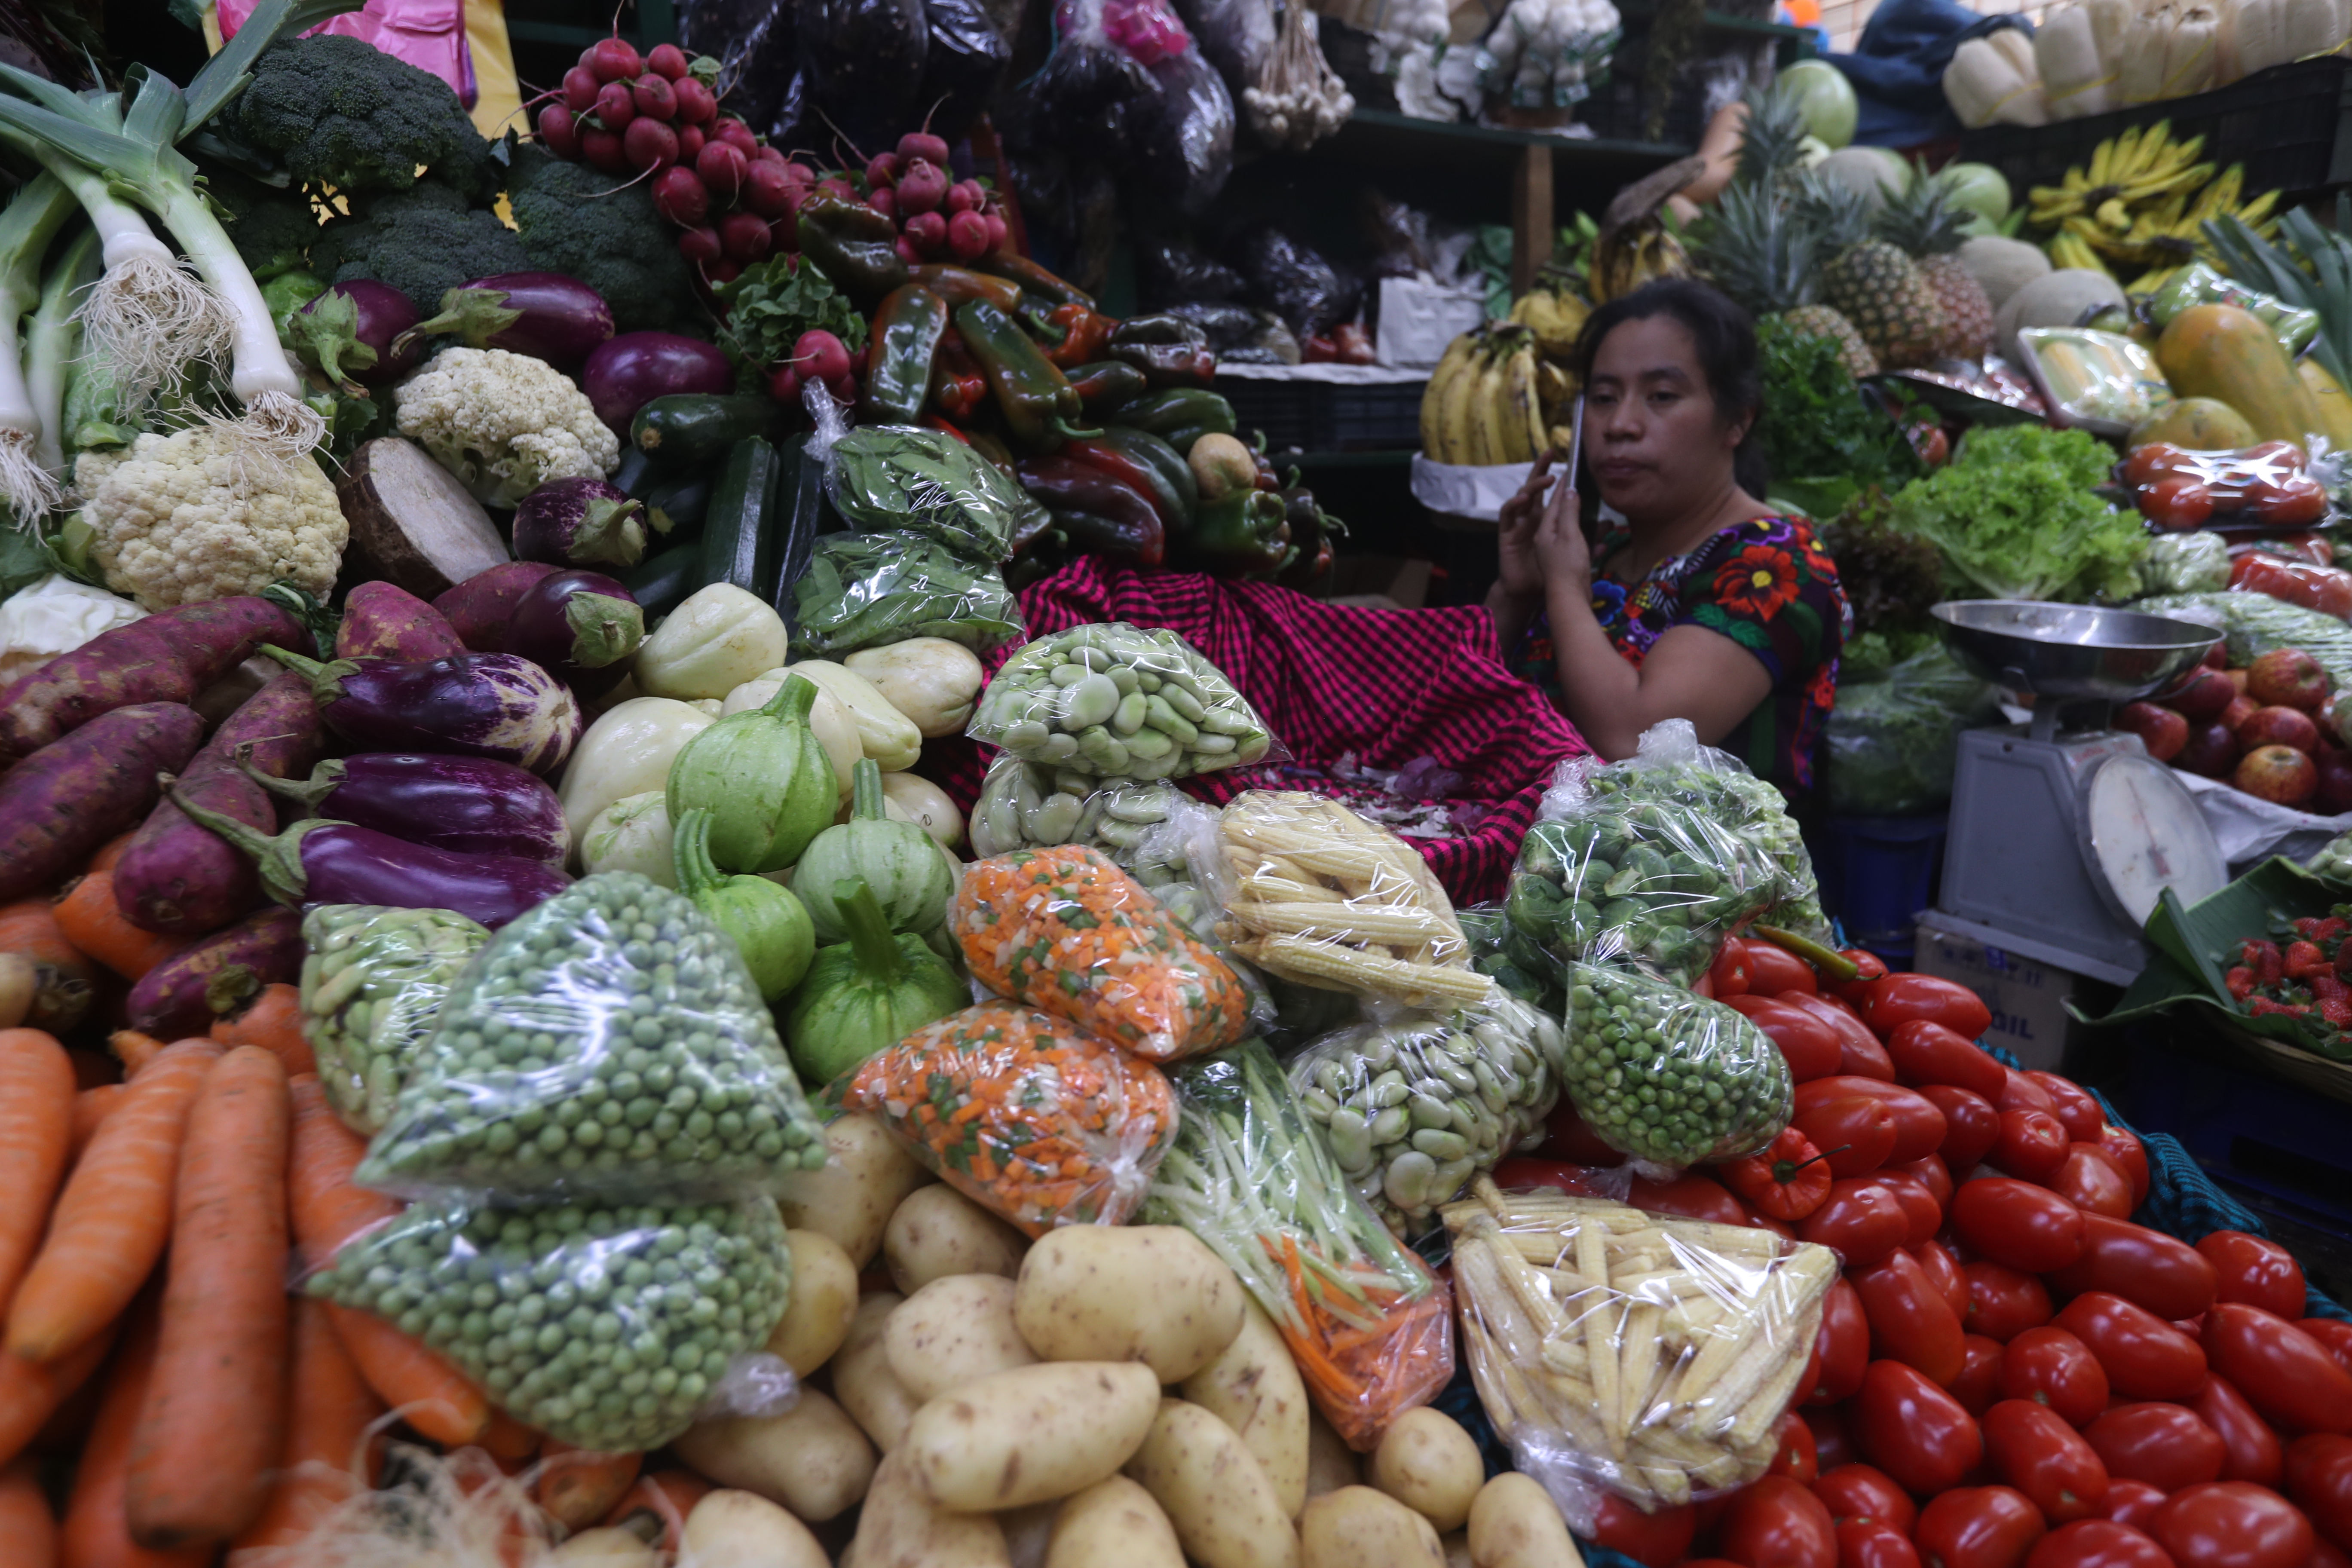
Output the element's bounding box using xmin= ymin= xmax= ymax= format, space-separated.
xmin=80 ymin=428 xmax=347 ymax=610
xmin=395 ymin=347 xmax=619 ymax=508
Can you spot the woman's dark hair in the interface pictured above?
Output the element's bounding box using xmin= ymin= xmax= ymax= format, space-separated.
xmin=1573 ymin=277 xmax=1770 ymax=499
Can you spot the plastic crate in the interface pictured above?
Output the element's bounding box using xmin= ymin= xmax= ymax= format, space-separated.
xmin=1960 ymin=58 xmax=2352 ymax=202
xmin=1214 ymin=375 xmax=1429 ymax=454
xmin=2127 ymin=1028 xmax=2352 ymax=1239
xmin=1810 ymin=812 xmax=1948 ymax=959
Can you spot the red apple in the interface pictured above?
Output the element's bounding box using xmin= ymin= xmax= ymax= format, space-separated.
xmin=2116 ymin=702 xmax=2191 ymax=761
xmin=2247 ymin=648 xmax=2331 ymax=710
xmin=2178 ymin=722 xmax=2240 ymax=777
xmin=2317 ymin=749 xmax=2352 ymax=814
xmin=2236 ymin=744 xmax=2318 ymax=806
xmin=2204 ymin=643 xmax=2230 ymax=670
xmin=2221 ymin=693 xmax=2260 ymax=733
xmin=2168 ymin=667 xmax=2237 ymax=722
xmin=2226 ymin=668 xmax=2251 ymax=695
xmin=2238 ymin=704 xmax=2321 ymax=754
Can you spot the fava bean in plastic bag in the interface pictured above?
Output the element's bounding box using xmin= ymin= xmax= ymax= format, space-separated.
xmin=305 ymin=1194 xmax=795 ymax=1453
xmin=1562 ymin=960 xmax=1791 ymax=1168
xmin=1446 ymin=1180 xmax=1838 ymax=1515
xmin=300 ymin=903 xmax=491 ymax=1136
xmin=955 ymin=845 xmax=1253 ymax=1061
xmin=966 ymin=621 xmax=1277 ymax=778
xmin=789 ymin=531 xmax=1025 ymax=658
xmin=967 ymin=753 xmax=1187 ymax=871
xmin=842 ymin=1000 xmax=1180 ymax=1234
xmin=356 ymin=872 xmax=829 ymax=1202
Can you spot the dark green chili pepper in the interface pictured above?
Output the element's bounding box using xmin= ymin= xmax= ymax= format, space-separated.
xmin=1110 ymin=387 xmax=1236 ymax=447
xmin=795 ymin=192 xmax=909 ymax=303
xmin=1063 ymin=361 xmax=1151 ymax=414
xmin=953 ymin=298 xmax=1097 ymax=451
xmin=861 ymin=285 xmax=949 ymax=426
xmin=977 ymin=253 xmax=1095 ymax=310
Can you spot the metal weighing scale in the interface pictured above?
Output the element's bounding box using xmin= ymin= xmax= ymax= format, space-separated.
xmin=1935 ymin=601 xmax=2232 ymax=979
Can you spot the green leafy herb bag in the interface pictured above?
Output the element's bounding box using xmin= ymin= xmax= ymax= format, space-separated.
xmin=1824 ymin=646 xmax=2006 ymax=818
xmin=1562 ymin=959 xmax=1792 ymax=1169
xmin=300 ymin=904 xmax=492 ymax=1136
xmin=824 ymin=426 xmax=1033 ymax=561
xmin=357 ymin=871 xmax=830 ymax=1204
xmin=789 ymin=531 xmax=1025 ymax=658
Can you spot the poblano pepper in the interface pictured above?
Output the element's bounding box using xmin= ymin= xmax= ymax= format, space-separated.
xmin=796 ymin=191 xmax=908 ymax=303
xmin=906 ymin=263 xmax=1023 ymax=312
xmin=1176 ymin=489 xmax=1290 ymax=576
xmin=976 ymin=252 xmax=1094 ymax=309
xmin=1050 ymin=508 xmax=1161 ymax=567
xmin=956 ymin=298 xmax=1097 ymax=450
xmin=1064 ymin=361 xmax=1150 ymax=414
xmin=1060 ymin=434 xmax=1191 ymax=535
xmin=1108 ymin=315 xmax=1216 ymax=386
xmin=1019 ymin=455 xmax=1166 ymax=566
xmin=1111 ymin=387 xmax=1236 ymax=454
xmin=862 ymin=285 xmax=949 ymax=426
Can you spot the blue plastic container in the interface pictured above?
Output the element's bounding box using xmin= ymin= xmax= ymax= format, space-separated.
xmin=1811 ymin=812 xmax=1950 ymax=961
xmin=2127 ymin=1030 xmax=2352 ymax=1239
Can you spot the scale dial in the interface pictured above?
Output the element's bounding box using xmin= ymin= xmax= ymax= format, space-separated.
xmin=2081 ymin=753 xmax=2228 ymax=925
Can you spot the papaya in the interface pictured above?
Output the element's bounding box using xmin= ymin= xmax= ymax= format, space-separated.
xmin=2128 ymin=396 xmax=2256 ymax=450
xmin=2155 ymin=303 xmax=2328 ymax=453
xmin=2298 ymin=358 xmax=2352 ymax=454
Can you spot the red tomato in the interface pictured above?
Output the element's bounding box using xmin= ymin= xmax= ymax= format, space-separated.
xmin=2001 ymin=1072 xmax=2059 ymax=1116
xmin=1956 ymin=1179 xmax=2089 ymax=1274
xmin=2300 ymin=1320 xmax=2352 ymax=1378
xmin=2098 ymin=1127 xmax=2150 ymax=1207
xmin=2052 ymin=1148 xmax=2136 ymax=1220
xmin=2047 ymin=1217 xmax=2221 ymax=1322
xmin=1540 ymin=1099 xmax=1628 ymax=1166
xmin=2284 ymin=1435 xmax=2352 ymax=1552
xmin=1857 ymin=1248 xmax=1969 ymax=1387
xmin=2055 ymin=1294 xmax=2210 ymax=1402
xmin=1985 ymin=1398 xmax=2113 ymax=1522
xmin=1804 ymin=1179 xmax=1913 ymax=1268
xmin=2152 ymin=1484 xmax=2316 ymax=1568
xmin=2198 ymin=1234 xmax=2308 ymax=1322
xmin=1730 ymin=996 xmax=1850 ymax=1084
xmin=1968 ymin=1262 xmax=2058 ymax=1343
xmin=1591 ymin=1497 xmax=1700 ymax=1568
xmin=2028 ymin=1521 xmax=2180 ymax=1568
xmin=1853 ymin=1360 xmax=1985 ymax=1496
xmin=1746 ymin=940 xmax=1823 ymax=998
xmin=1491 ymin=1157 xmax=1629 ymax=1197
xmin=1813 ymin=1279 xmax=1873 ymax=1406
xmin=1631 ymin=1171 xmax=1752 ymax=1227
xmin=1749 ymin=1205 xmax=1801 ymax=1241
xmin=1916 ymin=1240 xmax=1970 ymax=1319
xmin=1887 ymin=1020 xmax=2012 ymax=1100
xmin=1816 ymin=1464 xmax=1921 ymax=1532
xmin=1921 ymin=1085 xmax=2006 ymax=1173
xmin=1790 ymin=992 xmax=1899 ymax=1081
xmin=2202 ymin=1305 xmax=2352 ymax=1436
xmin=2141 ymin=476 xmax=2217 ymax=531
xmin=1956 ymin=1334 xmax=2010 ymax=1416
xmin=2190 ymin=1375 xmax=2286 ymax=1488
xmin=1992 ymin=1109 xmax=2074 ymax=1183
xmin=1810 ymin=1405 xmax=1861 ymax=1472
xmin=1800 ymin=1079 xmax=1953 ymax=1165
xmin=2025 ymin=1074 xmax=2107 ymax=1142
xmin=1725 ymin=1475 xmax=1841 ymax=1568
xmin=2107 ymin=1482 xmax=2172 ymax=1531
xmin=2312 ymin=1540 xmax=2352 ymax=1568
xmin=1859 ymin=975 xmax=1994 ymax=1041
xmin=1843 ymin=1516 xmax=1927 ymax=1568
xmin=1832 ymin=949 xmax=1894 ymax=1001
xmin=1902 ymin=1155 xmax=1957 ymax=1212
xmin=1796 ymin=1096 xmax=1902 ymax=1179
xmin=2085 ymin=1405 xmax=2229 ymax=1493
xmin=1712 ymin=940 xmax=1754 ymax=998
xmin=1869 ymin=1172 xmax=1947 ymax=1248
xmin=1775 ymin=1409 xmax=1824 ymax=1482
xmin=2001 ymin=1328 xmax=2113 ymax=1428
xmin=1916 ymin=1486 xmax=2049 ymax=1568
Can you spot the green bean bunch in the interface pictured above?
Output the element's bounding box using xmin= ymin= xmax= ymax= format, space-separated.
xmin=1562 ymin=961 xmax=1792 ymax=1167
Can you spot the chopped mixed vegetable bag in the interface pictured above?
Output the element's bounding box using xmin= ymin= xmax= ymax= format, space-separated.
xmin=306 ymin=1195 xmax=795 ymax=1452
xmin=300 ymin=904 xmax=492 ymax=1136
xmin=356 ymin=872 xmax=830 ymax=1202
xmin=966 ymin=621 xmax=1278 ymax=779
xmin=1562 ymin=959 xmax=1792 ymax=1168
xmin=841 ymin=1000 xmax=1181 ymax=1235
xmin=789 ymin=531 xmax=1025 ymax=658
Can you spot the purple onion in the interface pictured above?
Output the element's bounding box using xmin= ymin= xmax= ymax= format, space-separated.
xmin=263 ymin=646 xmax=582 ymax=775
xmin=581 ymin=331 xmax=732 ymax=432
xmin=292 ymin=281 xmax=423 ymax=390
xmin=507 ymin=568 xmax=643 ymax=700
xmin=391 ymin=272 xmax=616 ymax=369
xmin=512 ymin=478 xmax=646 ymax=571
xmin=251 ymin=753 xmax=571 ymax=867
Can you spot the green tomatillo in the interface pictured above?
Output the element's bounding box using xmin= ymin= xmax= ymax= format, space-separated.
xmin=672 ymin=806 xmax=815 ymax=1001
xmin=665 ymin=672 xmax=835 ymax=873
xmin=783 ymin=876 xmax=965 ymax=1087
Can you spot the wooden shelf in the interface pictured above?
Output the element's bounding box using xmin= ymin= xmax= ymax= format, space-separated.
xmin=1331 ymin=108 xmax=1689 ymax=163
xmin=1283 ymin=450 xmax=1417 ymax=468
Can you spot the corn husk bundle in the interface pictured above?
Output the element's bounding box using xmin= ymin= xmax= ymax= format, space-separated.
xmin=1945 ymin=30 xmax=2049 ymax=127
xmin=2039 ymin=3 xmax=2120 ymax=118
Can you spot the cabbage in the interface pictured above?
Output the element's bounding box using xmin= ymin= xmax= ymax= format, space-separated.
xmin=1781 ymin=60 xmax=1858 ymax=149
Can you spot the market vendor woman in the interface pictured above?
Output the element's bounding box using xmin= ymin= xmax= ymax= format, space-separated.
xmin=1487 ymin=278 xmax=1849 ymax=801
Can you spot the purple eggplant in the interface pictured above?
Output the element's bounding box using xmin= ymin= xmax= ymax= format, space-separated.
xmin=511 ymin=478 xmax=646 ymax=571
xmin=168 ymin=782 xmax=568 ymax=930
xmin=581 ymin=331 xmax=732 ymax=432
xmin=289 ymin=281 xmax=423 ymax=393
xmin=391 ymin=273 xmax=616 ymax=370
xmin=250 ymin=753 xmax=570 ymax=867
xmin=506 ymin=569 xmax=643 ymax=700
xmin=434 ymin=562 xmax=560 ymax=653
xmin=262 ymin=645 xmax=582 ymax=775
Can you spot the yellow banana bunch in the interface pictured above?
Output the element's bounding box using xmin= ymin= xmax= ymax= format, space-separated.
xmin=1418 ymin=326 xmax=1546 ymax=466
xmin=1510 ymin=285 xmax=1590 ymax=360
xmin=2028 ymin=121 xmax=2210 ymax=230
xmin=1420 ymin=330 xmax=1479 ymax=462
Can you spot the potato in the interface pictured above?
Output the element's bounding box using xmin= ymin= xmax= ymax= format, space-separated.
xmin=903 ymin=1360 xmax=1160 ymax=1511
xmin=1307 ymin=1409 xmax=1361 ymax=1503
xmin=886 ymin=1274 xmax=1039 ymax=1404
xmin=779 ymin=1113 xmax=933 ymax=1268
xmin=1124 ymin=1398 xmax=1301 ymax=1568
xmin=1372 ymin=1408 xmax=1484 ymax=1532
xmin=1015 ymin=1225 xmax=1245 ymax=1381
xmin=671 ymin=1389 xmax=876 ymax=1523
xmin=763 ymin=1228 xmax=858 ymax=1375
xmin=833 ymin=1293 xmax=922 ymax=1452
xmin=551 ymin=1528 xmax=660 ymax=1568
xmin=851 ymin=1449 xmax=1012 ymax=1568
xmin=1046 ymin=1475 xmax=1186 ymax=1568
xmin=1002 ymin=1502 xmax=1061 ymax=1568
xmin=886 ymin=1183 xmax=1026 ymax=1292
xmin=1180 ymin=1297 xmax=1309 ymax=1519
xmin=677 ymin=1490 xmax=830 ymax=1568
xmin=1301 ymin=1485 xmax=1447 ymax=1568
xmin=1467 ymin=1474 xmax=1581 ymax=1568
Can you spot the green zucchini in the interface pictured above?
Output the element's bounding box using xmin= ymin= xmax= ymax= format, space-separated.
xmin=772 ymin=435 xmax=827 ymax=621
xmin=625 ymin=542 xmax=705 ymax=621
xmin=613 ymin=446 xmax=658 ymax=495
xmin=642 ymin=473 xmax=710 ymax=536
xmin=702 ymin=436 xmax=784 ymax=602
xmin=631 ymin=394 xmax=785 ymax=468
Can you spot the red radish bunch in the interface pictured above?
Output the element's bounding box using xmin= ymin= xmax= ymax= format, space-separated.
xmin=768 ymin=330 xmax=856 ymax=407
xmin=815 ymin=126 xmax=1013 ymax=269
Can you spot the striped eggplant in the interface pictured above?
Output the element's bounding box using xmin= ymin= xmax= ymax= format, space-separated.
xmin=263 ymin=646 xmax=582 ymax=774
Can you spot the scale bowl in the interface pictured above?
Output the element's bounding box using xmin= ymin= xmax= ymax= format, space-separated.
xmin=1932 ymin=600 xmax=2221 ymax=701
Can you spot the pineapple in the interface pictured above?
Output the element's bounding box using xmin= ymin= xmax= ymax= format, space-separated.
xmin=1689 ymin=180 xmax=1878 ymax=379
xmin=1874 ymin=172 xmax=1997 ymax=361
xmin=1806 ymin=176 xmax=1948 ymax=371
xmin=1732 ymin=80 xmax=1819 ymax=189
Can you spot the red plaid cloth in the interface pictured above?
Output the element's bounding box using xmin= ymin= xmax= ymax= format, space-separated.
xmin=929 ymin=558 xmax=1590 ymax=905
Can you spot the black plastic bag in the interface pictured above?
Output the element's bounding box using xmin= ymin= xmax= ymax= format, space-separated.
xmin=920 ymin=0 xmax=1011 ymax=141
xmin=1036 ymin=0 xmax=1155 ymax=128
xmin=683 ymin=0 xmax=801 ymax=146
xmin=1140 ymin=235 xmax=1245 ymax=304
xmin=1236 ymin=229 xmax=1353 ymax=338
xmin=1173 ymin=0 xmax=1275 ymax=92
xmin=796 ymin=0 xmax=930 ymax=153
xmin=1126 ymin=49 xmax=1234 ymax=214
xmin=1169 ymin=302 xmax=1298 ymax=362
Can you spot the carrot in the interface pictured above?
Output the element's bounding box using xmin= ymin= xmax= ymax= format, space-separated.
xmin=230 ymin=1296 xmax=383 ymax=1553
xmin=477 ymin=1407 xmax=541 ymax=1467
xmin=0 ymin=1455 xmax=56 ymax=1568
xmin=54 ymin=876 xmax=184 ymax=984
xmin=600 ymin=1468 xmax=713 ymax=1556
xmin=87 ymin=833 xmax=137 ymax=874
xmin=58 ymin=1301 xmax=208 ymax=1568
xmin=66 ymin=1087 xmax=127 ymax=1169
xmin=285 ymin=1077 xmax=398 ymax=1270
xmin=321 ymin=1306 xmax=489 ymax=1452
xmin=535 ymin=1442 xmax=642 ymax=1533
xmin=0 ymin=1326 xmax=118 ymax=1474
xmin=210 ymin=984 xmax=312 ymax=1077
xmin=125 ymin=1047 xmax=291 ymax=1548
xmin=0 ymin=899 xmax=92 ymax=1037
xmin=0 ymin=1030 xmax=73 ymax=1315
xmin=104 ymin=1033 xmax=166 ymax=1078
xmin=4 ymin=1041 xmax=220 ymax=1365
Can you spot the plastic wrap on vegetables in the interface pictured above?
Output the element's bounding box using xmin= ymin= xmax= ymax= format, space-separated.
xmin=305 ymin=1194 xmax=795 ymax=1452
xmin=2141 ymin=531 xmax=2233 ymax=596
xmin=1144 ymin=1038 xmax=1454 ymax=1451
xmin=300 ymin=903 xmax=491 ymax=1135
xmin=1289 ymin=991 xmax=1566 ymax=1234
xmin=1823 ymin=647 xmax=2006 ymax=818
xmin=1455 ymin=903 xmax=1563 ymax=1008
xmin=2311 ymin=829 xmax=2352 ymax=883
xmin=356 ymin=871 xmax=829 ymax=1203
xmin=968 ymin=753 xmax=1188 ymax=870
xmin=842 ymin=1000 xmax=1180 ymax=1235
xmin=1562 ymin=960 xmax=1791 ymax=1169
xmin=955 ymin=845 xmax=1253 ymax=1061
xmin=789 ymin=532 xmax=1026 ymax=658
xmin=823 ymin=425 xmax=1035 ymax=561
xmin=965 ymin=621 xmax=1278 ymax=779
xmin=1445 ymin=1178 xmax=1838 ymax=1517
xmin=2137 ymin=590 xmax=2352 ymax=695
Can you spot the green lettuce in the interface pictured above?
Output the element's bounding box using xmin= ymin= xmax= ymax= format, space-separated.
xmin=1888 ymin=426 xmax=2146 ymax=604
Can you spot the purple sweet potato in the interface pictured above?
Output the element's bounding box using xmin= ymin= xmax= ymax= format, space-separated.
xmin=336 ymin=581 xmax=469 ymax=663
xmin=113 ymin=671 xmax=326 ymax=935
xmin=0 ymin=596 xmax=312 ymax=765
xmin=0 ymin=703 xmax=207 ymax=901
xmin=432 ymin=562 xmax=560 ymax=653
xmin=124 ymin=905 xmax=303 ymax=1038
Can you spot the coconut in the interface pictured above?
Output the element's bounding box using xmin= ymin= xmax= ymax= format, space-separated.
xmin=1960 ymin=234 xmax=2052 ymax=311
xmin=1818 ymin=145 xmax=1910 ymax=211
xmin=1997 ymin=267 xmax=2127 ymax=362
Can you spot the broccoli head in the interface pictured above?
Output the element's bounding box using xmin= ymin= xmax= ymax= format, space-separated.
xmin=222 ymin=34 xmax=499 ymax=202
xmin=207 ymin=169 xmax=322 ymax=282
xmin=309 ymin=181 xmax=530 ymax=315
xmin=505 ymin=146 xmax=697 ymax=334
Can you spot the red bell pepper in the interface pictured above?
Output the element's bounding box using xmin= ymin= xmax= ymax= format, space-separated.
xmin=1042 ymin=303 xmax=1114 ymax=370
xmin=931 ymin=329 xmax=987 ymax=423
xmin=1721 ymin=1126 xmax=1836 ymax=1222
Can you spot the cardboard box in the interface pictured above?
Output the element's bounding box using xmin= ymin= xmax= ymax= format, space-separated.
xmin=1911 ymin=910 xmax=2101 ymax=1073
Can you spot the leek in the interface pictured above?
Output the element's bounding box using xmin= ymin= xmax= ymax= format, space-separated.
xmin=25 ymin=226 xmax=100 ymax=477
xmin=0 ymin=172 xmax=78 ymax=520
